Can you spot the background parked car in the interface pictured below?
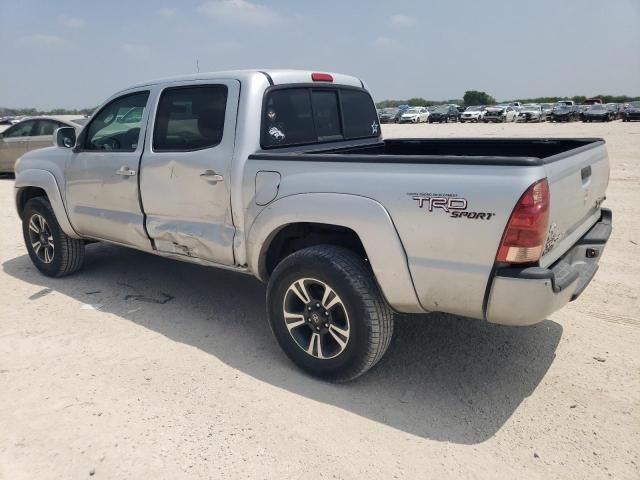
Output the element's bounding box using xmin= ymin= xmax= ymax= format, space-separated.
xmin=378 ymin=107 xmax=400 ymax=123
xmin=577 ymin=104 xmax=591 ymax=121
xmin=516 ymin=104 xmax=545 ymax=122
xmin=0 ymin=116 xmax=85 ymax=173
xmin=428 ymin=105 xmax=460 ymax=123
xmin=540 ymin=103 xmax=554 ymax=120
xmin=606 ymin=103 xmax=620 ymax=120
xmin=459 ymin=106 xmax=486 ymax=123
xmin=399 ymin=107 xmax=429 ymax=123
xmin=483 ymin=105 xmax=517 ymax=123
xmin=582 ymin=104 xmax=612 ymax=122
xmin=549 ymin=104 xmax=580 ymax=122
xmin=622 ymin=101 xmax=640 ymax=121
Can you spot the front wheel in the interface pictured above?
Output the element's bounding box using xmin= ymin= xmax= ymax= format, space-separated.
xmin=22 ymin=197 xmax=85 ymax=277
xmin=266 ymin=245 xmax=394 ymax=382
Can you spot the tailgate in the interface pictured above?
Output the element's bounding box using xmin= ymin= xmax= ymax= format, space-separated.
xmin=540 ymin=140 xmax=609 ymax=267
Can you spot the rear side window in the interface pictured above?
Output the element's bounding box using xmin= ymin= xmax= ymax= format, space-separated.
xmin=262 ymin=87 xmax=379 ymax=148
xmin=33 ymin=120 xmax=63 ymax=136
xmin=154 ymin=85 xmax=228 ymax=152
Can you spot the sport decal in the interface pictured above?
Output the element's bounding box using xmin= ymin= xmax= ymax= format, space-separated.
xmin=408 ymin=192 xmax=496 ymax=220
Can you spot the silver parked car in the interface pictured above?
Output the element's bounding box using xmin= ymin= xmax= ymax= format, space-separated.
xmin=0 ymin=116 xmax=87 ymax=173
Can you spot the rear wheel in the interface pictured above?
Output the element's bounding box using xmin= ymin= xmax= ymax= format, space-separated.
xmin=266 ymin=245 xmax=394 ymax=382
xmin=22 ymin=197 xmax=85 ymax=277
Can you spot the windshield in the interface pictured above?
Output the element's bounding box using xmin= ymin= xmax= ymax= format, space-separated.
xmin=381 ymin=108 xmax=398 ymax=114
xmin=522 ymin=104 xmax=537 ymax=109
xmin=404 ymin=108 xmax=422 ymax=114
xmin=465 ymin=106 xmax=482 ymax=112
xmin=589 ymin=104 xmax=605 ymax=110
xmin=261 ymin=87 xmax=379 ymax=148
xmin=629 ymin=101 xmax=640 ymax=108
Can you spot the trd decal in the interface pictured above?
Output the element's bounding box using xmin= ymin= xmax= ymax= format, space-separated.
xmin=409 ymin=193 xmax=495 ymax=220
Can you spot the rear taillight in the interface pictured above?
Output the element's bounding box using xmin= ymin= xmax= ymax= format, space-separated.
xmin=496 ymin=178 xmax=550 ymax=264
xmin=311 ymin=72 xmax=333 ymax=82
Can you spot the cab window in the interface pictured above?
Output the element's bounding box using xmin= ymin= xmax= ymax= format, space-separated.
xmin=84 ymin=91 xmax=149 ymax=151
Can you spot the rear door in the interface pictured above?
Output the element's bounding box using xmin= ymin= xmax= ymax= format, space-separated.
xmin=540 ymin=142 xmax=609 ymax=267
xmin=65 ymin=90 xmax=153 ymax=249
xmin=139 ymin=80 xmax=240 ymax=265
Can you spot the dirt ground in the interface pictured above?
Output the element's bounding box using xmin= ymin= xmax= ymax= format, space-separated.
xmin=1 ymin=121 xmax=638 ymax=479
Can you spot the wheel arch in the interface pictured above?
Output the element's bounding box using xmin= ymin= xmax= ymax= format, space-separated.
xmin=248 ymin=193 xmax=425 ymax=314
xmin=15 ymin=169 xmax=80 ymax=238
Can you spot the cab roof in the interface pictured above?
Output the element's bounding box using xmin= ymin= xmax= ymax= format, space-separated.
xmin=126 ymin=69 xmax=365 ymax=91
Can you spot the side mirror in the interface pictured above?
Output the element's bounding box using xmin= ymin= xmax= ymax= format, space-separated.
xmin=54 ymin=127 xmax=77 ymax=149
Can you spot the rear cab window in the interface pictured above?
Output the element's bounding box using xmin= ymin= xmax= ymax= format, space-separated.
xmin=261 ymin=86 xmax=379 ymax=148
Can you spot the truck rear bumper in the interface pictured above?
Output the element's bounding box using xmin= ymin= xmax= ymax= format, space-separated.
xmin=486 ymin=209 xmax=612 ymax=326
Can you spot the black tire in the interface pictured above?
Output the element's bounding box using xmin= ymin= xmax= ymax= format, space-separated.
xmin=22 ymin=197 xmax=85 ymax=277
xmin=266 ymin=245 xmax=394 ymax=382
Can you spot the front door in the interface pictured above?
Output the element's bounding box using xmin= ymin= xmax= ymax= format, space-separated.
xmin=65 ymin=90 xmax=153 ymax=249
xmin=139 ymin=80 xmax=240 ymax=265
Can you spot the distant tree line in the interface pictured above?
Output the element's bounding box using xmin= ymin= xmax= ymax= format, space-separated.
xmin=376 ymin=98 xmax=463 ymax=108
xmin=0 ymin=106 xmax=95 ymax=117
xmin=376 ymin=90 xmax=640 ymax=108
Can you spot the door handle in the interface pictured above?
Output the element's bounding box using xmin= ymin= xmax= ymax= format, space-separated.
xmin=116 ymin=166 xmax=136 ymax=176
xmin=200 ymin=170 xmax=224 ymax=183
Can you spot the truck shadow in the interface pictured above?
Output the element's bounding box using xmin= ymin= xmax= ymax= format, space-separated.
xmin=2 ymin=242 xmax=562 ymax=444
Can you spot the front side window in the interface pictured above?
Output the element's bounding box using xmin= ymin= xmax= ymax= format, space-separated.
xmin=4 ymin=120 xmax=36 ymax=138
xmin=153 ymin=85 xmax=228 ymax=152
xmin=262 ymin=87 xmax=379 ymax=148
xmin=84 ymin=91 xmax=149 ymax=151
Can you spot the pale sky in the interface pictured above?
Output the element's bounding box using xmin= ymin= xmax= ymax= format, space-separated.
xmin=1 ymin=0 xmax=639 ymax=109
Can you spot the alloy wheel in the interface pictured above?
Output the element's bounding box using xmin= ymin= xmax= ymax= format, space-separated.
xmin=282 ymin=278 xmax=351 ymax=359
xmin=28 ymin=213 xmax=55 ymax=263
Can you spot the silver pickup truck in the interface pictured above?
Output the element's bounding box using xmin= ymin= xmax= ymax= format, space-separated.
xmin=14 ymin=69 xmax=612 ymax=381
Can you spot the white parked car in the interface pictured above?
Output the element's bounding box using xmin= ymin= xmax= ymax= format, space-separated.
xmin=483 ymin=105 xmax=517 ymax=123
xmin=399 ymin=107 xmax=429 ymax=123
xmin=516 ymin=104 xmax=545 ymax=122
xmin=460 ymin=106 xmax=486 ymax=123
